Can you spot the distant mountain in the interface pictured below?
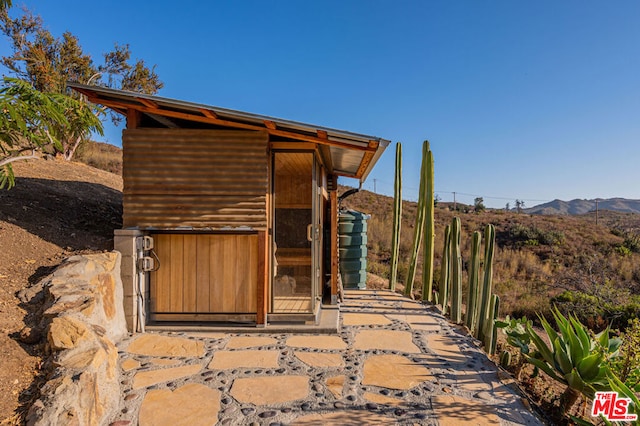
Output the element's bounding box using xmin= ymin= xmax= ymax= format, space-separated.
xmin=526 ymin=198 xmax=640 ymax=215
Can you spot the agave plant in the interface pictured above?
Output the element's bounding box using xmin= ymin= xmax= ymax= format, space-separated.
xmin=525 ymin=308 xmax=622 ymax=412
xmin=607 ymin=372 xmax=639 ymax=424
xmin=570 ymin=373 xmax=639 ymax=426
xmin=496 ymin=315 xmax=533 ymax=379
xmin=497 ymin=315 xmax=532 ymax=354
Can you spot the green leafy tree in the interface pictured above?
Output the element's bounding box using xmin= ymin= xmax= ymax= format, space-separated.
xmin=474 ymin=197 xmax=485 ymax=213
xmin=0 ymin=7 xmax=162 ymax=160
xmin=0 ymin=77 xmax=103 ymax=188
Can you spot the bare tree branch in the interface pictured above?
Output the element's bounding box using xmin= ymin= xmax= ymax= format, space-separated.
xmin=0 ymin=152 xmax=38 ymax=168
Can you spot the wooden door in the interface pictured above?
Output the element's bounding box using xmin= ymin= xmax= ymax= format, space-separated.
xmin=272 ymin=152 xmax=313 ymax=313
xmin=150 ymin=233 xmax=258 ymax=321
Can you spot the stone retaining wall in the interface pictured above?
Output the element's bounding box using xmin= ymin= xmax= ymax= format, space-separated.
xmin=25 ymin=252 xmax=127 ymax=426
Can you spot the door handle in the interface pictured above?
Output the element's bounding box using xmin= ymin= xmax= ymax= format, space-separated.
xmin=307 ymin=224 xmax=313 ymax=242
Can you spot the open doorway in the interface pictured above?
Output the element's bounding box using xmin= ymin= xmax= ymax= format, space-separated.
xmin=272 ymin=152 xmax=315 ymax=313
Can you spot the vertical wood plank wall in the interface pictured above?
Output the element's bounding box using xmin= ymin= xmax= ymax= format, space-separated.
xmin=150 ymin=234 xmax=258 ymax=315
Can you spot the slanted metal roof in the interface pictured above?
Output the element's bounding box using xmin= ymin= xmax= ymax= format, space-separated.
xmin=68 ymin=83 xmax=389 ymax=182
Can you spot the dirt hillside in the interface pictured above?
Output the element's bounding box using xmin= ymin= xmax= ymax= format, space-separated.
xmin=0 ymin=158 xmax=122 ymax=423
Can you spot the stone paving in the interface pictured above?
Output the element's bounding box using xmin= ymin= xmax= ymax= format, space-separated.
xmin=111 ymin=290 xmax=542 ymax=425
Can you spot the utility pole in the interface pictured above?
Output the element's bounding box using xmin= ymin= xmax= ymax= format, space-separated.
xmin=373 ymin=179 xmax=377 ymax=193
xmin=453 ymin=192 xmax=457 ymax=211
xmin=595 ymin=199 xmax=599 ymax=225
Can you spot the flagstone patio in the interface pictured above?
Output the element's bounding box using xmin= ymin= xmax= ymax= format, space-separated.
xmin=110 ymin=290 xmax=542 ymax=425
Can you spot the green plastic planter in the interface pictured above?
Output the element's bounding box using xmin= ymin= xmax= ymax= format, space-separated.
xmin=338 ymin=210 xmax=370 ymax=289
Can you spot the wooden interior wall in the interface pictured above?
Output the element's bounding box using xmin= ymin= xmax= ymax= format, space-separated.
xmin=122 ymin=129 xmax=268 ymax=229
xmin=274 ymin=175 xmax=312 ymax=208
xmin=274 ymin=152 xmax=312 ymax=208
xmin=150 ymin=233 xmax=258 ymax=315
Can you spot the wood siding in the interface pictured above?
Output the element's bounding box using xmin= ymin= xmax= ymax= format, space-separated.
xmin=122 ymin=129 xmax=268 ymax=229
xmin=150 ymin=233 xmax=258 ymax=315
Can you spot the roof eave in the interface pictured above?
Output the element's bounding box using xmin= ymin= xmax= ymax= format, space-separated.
xmin=69 ymin=82 xmax=390 ymax=180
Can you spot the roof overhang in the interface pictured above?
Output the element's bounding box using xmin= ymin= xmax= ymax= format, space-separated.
xmin=69 ymin=83 xmax=389 ymax=182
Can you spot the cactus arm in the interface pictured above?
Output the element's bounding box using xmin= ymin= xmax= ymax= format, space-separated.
xmin=439 ymin=224 xmax=451 ymax=315
xmin=405 ymin=141 xmax=429 ymax=296
xmin=465 ymin=231 xmax=482 ymax=332
xmin=450 ymin=217 xmax=463 ymax=323
xmin=477 ymin=224 xmax=495 ymax=341
xmin=483 ymin=294 xmax=500 ymax=355
xmin=390 ymin=142 xmax=402 ymax=291
xmin=421 ymin=145 xmax=435 ymax=302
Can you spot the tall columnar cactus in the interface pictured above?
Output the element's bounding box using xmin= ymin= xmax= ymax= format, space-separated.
xmin=421 ymin=144 xmax=435 ymax=302
xmin=404 ymin=141 xmax=430 ymax=297
xmin=476 ymin=224 xmax=496 ymax=341
xmin=483 ymin=294 xmax=500 ymax=355
xmin=465 ymin=231 xmax=482 ymax=332
xmin=449 ymin=217 xmax=462 ymax=323
xmin=438 ymin=224 xmax=451 ymax=315
xmin=389 ymin=143 xmax=402 ymax=291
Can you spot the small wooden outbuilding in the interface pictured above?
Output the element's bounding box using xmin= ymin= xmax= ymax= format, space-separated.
xmin=70 ymin=83 xmax=389 ymax=329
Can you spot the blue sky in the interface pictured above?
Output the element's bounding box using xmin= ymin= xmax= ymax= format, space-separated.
xmin=3 ymin=1 xmax=639 ymax=207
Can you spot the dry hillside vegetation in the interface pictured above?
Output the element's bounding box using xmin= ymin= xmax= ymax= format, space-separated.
xmin=73 ymin=141 xmax=123 ymax=176
xmin=341 ymin=187 xmax=640 ymax=330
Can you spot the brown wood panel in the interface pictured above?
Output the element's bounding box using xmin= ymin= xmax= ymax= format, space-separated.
xmin=196 ymin=235 xmax=210 ymax=312
xmin=231 ymin=234 xmax=257 ymax=312
xmin=270 ymin=142 xmax=316 ymax=151
xmin=123 ymin=194 xmax=266 ymax=229
xmin=274 ymin=152 xmax=313 ymax=177
xmin=153 ymin=313 xmax=257 ymax=322
xmin=273 ymin=296 xmax=312 ymax=313
xmin=151 ymin=234 xmax=172 ymax=312
xmin=256 ymin=230 xmax=268 ymax=325
xmin=209 ymin=235 xmax=224 ymax=312
xmin=274 ymin=174 xmax=312 ymax=207
xmin=248 ymin=239 xmax=258 ymax=312
xmin=183 ymin=235 xmax=197 ymax=312
xmin=123 ymin=129 xmax=268 ymax=229
xmin=169 ymin=235 xmax=184 ymax=312
xmin=276 ymin=248 xmax=312 ymax=266
xmin=127 ymin=109 xmax=141 ymax=129
xmin=274 ymin=153 xmax=313 ymax=207
xmin=222 ymin=235 xmax=236 ymax=312
xmin=234 ymin=236 xmax=248 ymax=311
xmin=151 ymin=233 xmax=258 ymax=318
xmin=124 ymin=159 xmax=264 ymax=171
